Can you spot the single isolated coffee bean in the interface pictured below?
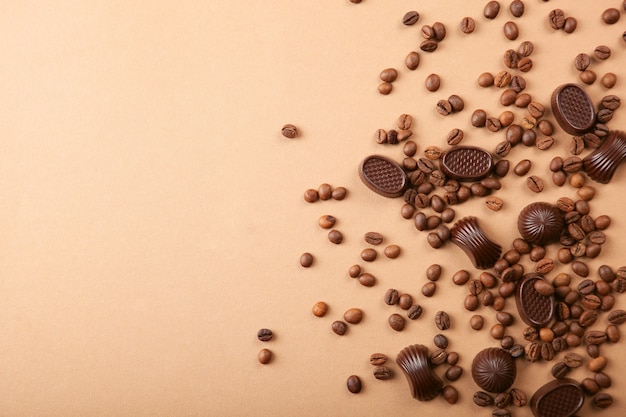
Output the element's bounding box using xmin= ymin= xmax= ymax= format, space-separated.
xmin=425 ymin=74 xmax=441 ymax=92
xmin=258 ymin=348 xmax=272 ymax=364
xmin=402 ymin=10 xmax=420 ymax=26
xmin=257 ymin=328 xmax=273 ymax=342
xmin=405 ymin=51 xmax=420 ymax=71
xmin=281 ymin=124 xmax=298 ymax=138
xmin=503 ymin=21 xmax=519 ymax=40
xmin=312 ymin=301 xmax=329 ymax=317
xmin=574 ymin=53 xmax=590 ymax=71
xmin=364 ymin=232 xmax=383 ymax=245
xmin=380 ymin=68 xmax=398 ymax=83
xmin=300 ymin=252 xmax=313 ymax=267
xmin=344 ymin=308 xmax=363 ymax=324
xmin=346 ymin=375 xmax=362 ymax=393
xmin=460 ymin=17 xmax=476 ymax=34
xmin=332 ymin=320 xmax=348 ymax=335
xmin=484 ymin=1 xmax=501 ymax=19
xmin=601 ymin=72 xmax=617 ymax=89
xmin=510 ymin=0 xmax=524 ymax=18
xmin=563 ymin=17 xmax=577 ymax=33
xmin=328 ymin=229 xmax=343 ymax=244
xmin=435 ymin=311 xmax=451 ymax=330
xmin=594 ymin=45 xmax=611 ymax=60
xmin=602 ymin=8 xmax=620 ymax=25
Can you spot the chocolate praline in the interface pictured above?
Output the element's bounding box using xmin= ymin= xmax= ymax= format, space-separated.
xmin=396 ymin=344 xmax=443 ymax=401
xmin=471 ymin=347 xmax=517 ymax=393
xmin=517 ymin=202 xmax=564 ymax=245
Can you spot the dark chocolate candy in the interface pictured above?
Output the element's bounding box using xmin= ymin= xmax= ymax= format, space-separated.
xmin=517 ymin=202 xmax=564 ymax=245
xmin=359 ymin=155 xmax=408 ymax=198
xmin=450 ymin=216 xmax=502 ymax=269
xmin=551 ymin=83 xmax=595 ymax=135
xmin=530 ymin=378 xmax=584 ymax=417
xmin=583 ymin=130 xmax=626 ymax=184
xmin=471 ymin=348 xmax=517 ymax=393
xmin=396 ymin=344 xmax=444 ymax=401
xmin=439 ymin=146 xmax=494 ymax=181
xmin=515 ymin=274 xmax=555 ymax=327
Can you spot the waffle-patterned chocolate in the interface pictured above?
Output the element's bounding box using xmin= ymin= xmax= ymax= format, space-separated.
xmin=551 ymin=83 xmax=595 ymax=135
xmin=358 ymin=155 xmax=408 ymax=198
xmin=440 ymin=146 xmax=494 ymax=181
xmin=396 ymin=344 xmax=443 ymax=401
xmin=515 ymin=274 xmax=555 ymax=327
xmin=530 ymin=379 xmax=584 ymax=417
xmin=450 ymin=216 xmax=502 ymax=269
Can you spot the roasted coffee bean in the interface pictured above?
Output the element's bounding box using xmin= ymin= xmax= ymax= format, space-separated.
xmin=258 ymin=348 xmax=272 ymax=364
xmin=446 ymin=352 xmax=459 ymax=366
xmin=548 ymin=9 xmax=565 ymax=29
xmin=317 ymin=184 xmax=331 ymax=200
xmin=595 ymin=372 xmax=612 ymax=388
xmin=608 ymin=309 xmax=626 ymax=325
xmin=460 ymin=16 xmax=476 ymax=34
xmin=495 ymin=141 xmax=512 ymax=157
xmin=579 ymin=310 xmax=598 ymax=328
xmin=348 ymin=265 xmax=361 ymax=279
xmin=580 ymin=70 xmax=597 ymax=85
xmin=494 ymin=70 xmax=511 ymax=88
xmin=563 ymin=352 xmax=583 ymax=368
xmin=435 ymin=311 xmax=451 ymax=330
xmin=346 ymin=375 xmax=362 ymax=393
xmin=587 ymin=344 xmax=600 ymax=358
xmin=432 ymin=22 xmax=446 ymax=41
xmin=470 ymin=314 xmax=485 ymax=330
xmin=433 ymin=334 xmax=449 ymax=349
xmin=300 ymin=252 xmax=314 ymax=267
xmin=421 ymin=24 xmax=435 ymax=40
xmin=473 ymin=391 xmax=494 ymax=407
xmin=386 ymin=129 xmax=398 ymax=145
xmin=304 ymin=189 xmax=319 ymax=202
xmin=595 ymin=123 xmax=609 ymax=137
xmin=257 ymin=328 xmax=273 ymax=342
xmin=448 ymin=95 xmax=464 ymax=112
xmin=370 ymin=353 xmax=388 ymax=366
xmin=484 ymin=1 xmax=501 ymax=19
xmin=402 ymin=10 xmax=420 ymax=26
xmin=281 ymin=124 xmax=298 ymax=139
xmin=472 ymin=109 xmax=487 ymax=127
xmin=312 ymin=301 xmax=329 ymax=317
xmin=358 ymin=272 xmax=376 ymax=287
xmin=426 ymin=264 xmax=442 ymax=281
xmin=552 ymin=361 xmax=569 ymax=379
xmin=378 ymin=82 xmax=392 ymax=95
xmin=380 ymin=68 xmax=398 ymax=83
xmin=593 ymin=392 xmax=613 ymax=409
xmin=403 ymin=141 xmax=418 ymax=158
xmin=384 ymin=288 xmax=400 ymax=305
xmin=407 ymin=304 xmax=423 ymax=320
xmin=388 ymin=314 xmax=405 ymax=331
xmin=602 ymin=7 xmax=620 ymax=24
xmin=509 ymin=388 xmax=527 ymax=407
xmin=589 ymin=356 xmax=608 ymax=373
xmin=510 ymin=1 xmax=524 ymax=17
xmin=536 ymin=135 xmax=554 ymax=150
xmin=499 ymin=111 xmax=514 ymax=127
xmin=563 ymin=17 xmax=577 ymax=33
xmin=445 ymin=365 xmax=463 ymax=381
xmin=405 ymin=51 xmax=420 ymax=70
xmin=332 ymin=320 xmax=348 ymax=335
xmin=575 ymin=53 xmax=591 ymax=71
xmin=520 ymin=115 xmax=536 ymax=130
xmin=491 ymin=323 xmax=506 ymax=340
xmin=601 ymin=94 xmax=621 ymax=110
xmin=581 ymin=378 xmax=600 ymax=395
xmin=586 ymin=330 xmax=607 ymax=345
xmin=513 ymin=159 xmax=531 ymax=176
xmin=496 ymin=312 xmax=514 ymax=327
xmin=344 ymin=308 xmax=364 ymax=324
xmin=447 ymin=129 xmax=464 ymax=146
xmin=500 ymin=336 xmax=514 ymax=350
xmin=571 ymin=260 xmax=589 ymax=277
xmin=503 ymin=21 xmax=519 ymax=40
xmin=495 ymin=392 xmax=511 ymax=409
xmin=597 ymin=108 xmax=613 ymax=123
xmin=510 ymin=75 xmax=526 ymax=92
xmin=526 ymin=176 xmax=544 ymax=193
xmin=525 ymin=341 xmax=540 ymax=362
xmin=397 ymin=293 xmax=412 ymax=310
xmin=373 ymin=365 xmax=392 ymax=380
xmin=465 ymin=294 xmax=479 ymax=311
xmin=420 ymin=39 xmax=438 ymax=52
xmin=594 ymin=45 xmax=611 ymax=60
xmin=361 ymin=248 xmax=377 ymax=262
xmin=523 ymin=326 xmax=538 ymax=342
xmin=500 ymin=89 xmax=517 ymax=106
xmin=509 ymin=344 xmax=524 ymax=358
xmin=402 ymin=156 xmax=417 ymax=171
xmin=452 ymin=269 xmax=470 ymax=286
xmin=422 ymin=281 xmax=437 ymax=296
xmin=494 ymin=159 xmax=510 ymax=177
xmin=541 ymin=342 xmax=555 ymax=361
xmin=430 ymin=348 xmax=448 ymax=365
xmin=486 ymin=196 xmax=504 ymax=211
xmin=436 ymin=99 xmax=453 ymax=116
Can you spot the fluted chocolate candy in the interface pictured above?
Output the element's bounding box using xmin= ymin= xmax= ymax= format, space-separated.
xmin=517 ymin=202 xmax=564 ymax=245
xmin=359 ymin=155 xmax=409 ymax=198
xmin=440 ymin=146 xmax=494 ymax=181
xmin=451 ymin=217 xmax=502 ymax=269
xmin=471 ymin=348 xmax=517 ymax=393
xmin=530 ymin=378 xmax=584 ymax=417
xmin=516 ymin=274 xmax=555 ymax=327
xmin=583 ymin=130 xmax=626 ymax=184
xmin=551 ymin=83 xmax=595 ymax=135
xmin=396 ymin=344 xmax=444 ymax=401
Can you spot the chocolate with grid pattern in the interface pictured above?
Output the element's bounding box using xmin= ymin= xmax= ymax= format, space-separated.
xmin=359 ymin=155 xmax=408 ymax=198
xmin=551 ymin=83 xmax=595 ymax=135
xmin=440 ymin=146 xmax=494 ymax=181
xmin=530 ymin=378 xmax=584 ymax=417
xmin=515 ymin=274 xmax=555 ymax=327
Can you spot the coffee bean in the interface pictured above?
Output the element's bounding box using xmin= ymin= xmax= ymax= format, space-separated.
xmin=478 ymin=72 xmax=494 ymax=87
xmin=552 ymin=361 xmax=569 ymax=379
xmin=601 ymin=94 xmax=621 ymax=110
xmin=257 ymin=328 xmax=273 ymax=342
xmin=486 ymin=196 xmax=503 ymax=211
xmin=526 ymin=175 xmax=544 ymax=193
xmin=433 ymin=334 xmax=449 ymax=349
xmin=503 ymin=21 xmax=519 ymax=40
xmin=445 ymin=365 xmax=463 ymax=381
xmin=580 ymin=70 xmax=597 ymax=85
xmin=360 ymin=248 xmax=377 ymax=262
xmin=465 ymin=294 xmax=479 ymax=311
xmin=402 ymin=10 xmax=420 ymax=26
xmin=484 ymin=1 xmax=501 ymax=19
xmin=460 ymin=17 xmax=476 ymax=34
xmin=509 ymin=388 xmax=527 ymax=407
xmin=510 ymin=75 xmax=526 ymax=92
xmin=380 ymin=68 xmax=398 ymax=83
xmin=536 ymin=135 xmax=554 ymax=150
xmin=443 ymin=385 xmax=459 ymax=404
xmin=388 ymin=313 xmax=405 ymax=331
xmin=432 ymin=22 xmax=446 ymax=41
xmin=344 ymin=308 xmax=363 ymax=324
xmin=332 ymin=320 xmax=348 ymax=335
xmin=500 ymin=89 xmax=517 ymax=106
xmin=448 ymin=94 xmax=464 ymax=112
xmin=328 ymin=229 xmax=343 ymax=244
xmin=318 ymin=184 xmax=332 ymax=200
xmin=425 ymin=264 xmax=442 ymax=281
xmin=407 ymin=304 xmax=423 ymax=320
xmin=346 ymin=375 xmax=362 ymax=393
xmin=304 ymin=189 xmax=319 ymax=202
xmin=510 ymin=0 xmax=524 ymax=17
xmin=595 ymin=372 xmax=612 ymax=388
xmin=398 ymin=293 xmax=412 ymax=310
xmin=373 ymin=365 xmax=392 ymax=380
xmin=582 ymin=378 xmax=600 ymax=395
xmin=548 ymin=9 xmax=565 ymax=29
xmin=358 ymin=272 xmax=376 ymax=287
xmin=595 ymin=45 xmax=611 ymax=60
xmin=520 ymin=115 xmax=536 ymax=130
xmin=300 ymin=252 xmax=314 ymax=267
xmin=472 ymin=109 xmax=487 ymax=127
xmin=435 ymin=311 xmax=451 ymax=330
xmin=473 ymin=391 xmax=493 ymax=407
xmin=494 ymin=159 xmax=510 ymax=177
xmin=258 ymin=348 xmax=272 ymax=364
xmin=571 ymin=260 xmax=589 ymax=277
xmin=513 ymin=159 xmax=531 ymax=176
xmin=608 ymin=309 xmax=626 ymax=325
xmin=452 ymin=269 xmax=470 ymax=286
xmin=312 ymin=301 xmax=329 ymax=317
xmin=427 ymin=232 xmax=443 ymax=249
xmin=563 ymin=17 xmax=577 ymax=33
xmin=495 ymin=392 xmax=511 ymax=409
xmin=405 ymin=51 xmax=420 ymax=71
xmin=420 ymin=39 xmax=438 ymax=52
xmin=495 ymin=141 xmax=512 ymax=157
xmin=593 ymin=392 xmax=613 ymax=409
xmin=368 ymin=353 xmax=388 ymax=367
xmin=348 ymin=265 xmax=361 ymax=279
xmin=586 ymin=330 xmax=607 ymax=345
xmin=574 ymin=53 xmax=590 ymax=71
xmin=436 ymin=99 xmax=453 ymax=116
xmin=525 ymin=341 xmax=540 ymax=362
xmin=509 ymin=344 xmax=524 ymax=358
xmin=281 ymin=124 xmax=298 ymax=138
xmin=430 ymin=348 xmax=448 ymax=365
xmin=486 ymin=116 xmax=503 ymax=132
xmin=378 ymin=82 xmax=392 ymax=94
xmin=384 ymin=244 xmax=401 ymax=259
xmin=331 ymin=187 xmax=347 ymax=200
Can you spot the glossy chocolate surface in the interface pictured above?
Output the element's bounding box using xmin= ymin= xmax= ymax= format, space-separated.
xmin=471 ymin=347 xmax=517 ymax=393
xmin=396 ymin=344 xmax=444 ymax=401
xmin=551 ymin=83 xmax=595 ymax=135
xmin=583 ymin=130 xmax=626 ymax=184
xmin=439 ymin=146 xmax=494 ymax=181
xmin=517 ymin=202 xmax=564 ymax=245
xmin=530 ymin=378 xmax=584 ymax=417
xmin=450 ymin=216 xmax=502 ymax=269
xmin=516 ymin=274 xmax=555 ymax=327
xmin=359 ymin=155 xmax=409 ymax=198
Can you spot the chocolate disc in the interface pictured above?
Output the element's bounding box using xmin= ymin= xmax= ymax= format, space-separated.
xmin=396 ymin=344 xmax=443 ymax=401
xmin=583 ymin=130 xmax=626 ymax=184
xmin=440 ymin=146 xmax=494 ymax=181
xmin=359 ymin=155 xmax=408 ymax=198
xmin=471 ymin=348 xmax=516 ymax=393
xmin=551 ymin=83 xmax=595 ymax=135
xmin=516 ymin=274 xmax=555 ymax=327
xmin=517 ymin=202 xmax=564 ymax=245
xmin=530 ymin=378 xmax=584 ymax=417
xmin=450 ymin=216 xmax=502 ymax=269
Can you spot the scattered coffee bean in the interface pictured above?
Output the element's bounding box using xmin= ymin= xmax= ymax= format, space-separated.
xmin=281 ymin=124 xmax=298 ymax=138
xmin=380 ymin=68 xmax=398 ymax=83
xmin=370 ymin=353 xmax=388 ymax=366
xmin=510 ymin=0 xmax=524 ymax=17
xmin=460 ymin=16 xmax=476 ymax=34
xmin=332 ymin=320 xmax=348 ymax=335
xmin=601 ymin=72 xmax=617 ymax=88
xmin=358 ymin=272 xmax=376 ymax=287
xmin=373 ymin=365 xmax=392 ymax=380
xmin=378 ymin=82 xmax=392 ymax=95
xmin=435 ymin=311 xmax=451 ymax=330
xmin=445 ymin=365 xmax=463 ymax=381
xmin=473 ymin=390 xmax=493 ymax=407
xmin=594 ymin=45 xmax=611 ymax=60
xmin=602 ymin=8 xmax=620 ymax=24
xmin=443 ymin=385 xmax=459 ymax=404
xmin=405 ymin=51 xmax=420 ymax=70
xmin=402 ymin=10 xmax=420 ymax=26
xmin=422 ymin=281 xmax=437 ymax=296
xmin=513 ymin=159 xmax=531 ymax=176
xmin=503 ymin=21 xmax=519 ymax=40
xmin=526 ymin=175 xmax=544 ymax=193
xmin=548 ymin=9 xmax=566 ymax=30
xmin=484 ymin=1 xmax=501 ymax=19
xmin=388 ymin=313 xmax=405 ymax=331
xmin=257 ymin=328 xmax=273 ymax=342
xmin=486 ymin=196 xmax=503 ymax=211
xmin=312 ymin=301 xmax=329 ymax=317
xmin=300 ymin=252 xmax=314 ymax=267
xmin=258 ymin=348 xmax=272 ymax=364
xmin=563 ymin=17 xmax=577 ymax=33
xmin=580 ymin=70 xmax=597 ymax=85
xmin=407 ymin=304 xmax=423 ymax=320
xmin=344 ymin=308 xmax=363 ymax=324
xmin=361 ymin=248 xmax=377 ymax=262
xmin=346 ymin=375 xmax=362 ymax=393
xmin=593 ymin=392 xmax=613 ymax=409
xmin=328 ymin=229 xmax=343 ymax=244
xmin=348 ymin=264 xmax=361 ymax=278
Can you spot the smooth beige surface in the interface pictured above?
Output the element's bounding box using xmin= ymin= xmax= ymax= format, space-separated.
xmin=2 ymin=1 xmax=626 ymax=416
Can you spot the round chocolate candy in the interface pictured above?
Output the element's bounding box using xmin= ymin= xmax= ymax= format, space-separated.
xmin=551 ymin=83 xmax=595 ymax=135
xmin=396 ymin=344 xmax=444 ymax=401
xmin=530 ymin=378 xmax=584 ymax=417
xmin=517 ymin=202 xmax=564 ymax=245
xmin=359 ymin=155 xmax=408 ymax=198
xmin=471 ymin=347 xmax=517 ymax=393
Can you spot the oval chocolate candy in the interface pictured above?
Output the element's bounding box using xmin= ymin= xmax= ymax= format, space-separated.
xmin=450 ymin=216 xmax=502 ymax=269
xmin=551 ymin=83 xmax=595 ymax=135
xmin=515 ymin=274 xmax=555 ymax=328
xmin=530 ymin=378 xmax=584 ymax=417
xmin=396 ymin=344 xmax=443 ymax=401
xmin=440 ymin=146 xmax=494 ymax=181
xmin=359 ymin=155 xmax=408 ymax=198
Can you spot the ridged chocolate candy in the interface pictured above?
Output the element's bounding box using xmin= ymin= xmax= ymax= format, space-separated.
xmin=440 ymin=146 xmax=494 ymax=181
xmin=471 ymin=348 xmax=517 ymax=393
xmin=583 ymin=130 xmax=626 ymax=184
xmin=530 ymin=378 xmax=584 ymax=417
xmin=516 ymin=274 xmax=555 ymax=327
xmin=551 ymin=83 xmax=595 ymax=135
xmin=396 ymin=344 xmax=444 ymax=401
xmin=450 ymin=216 xmax=502 ymax=269
xmin=359 ymin=155 xmax=408 ymax=197
xmin=517 ymin=202 xmax=564 ymax=245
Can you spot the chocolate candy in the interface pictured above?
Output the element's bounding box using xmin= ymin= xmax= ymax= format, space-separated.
xmin=450 ymin=217 xmax=502 ymax=269
xmin=439 ymin=146 xmax=494 ymax=181
xmin=359 ymin=155 xmax=408 ymax=197
xmin=471 ymin=348 xmax=517 ymax=393
xmin=517 ymin=202 xmax=564 ymax=245
xmin=583 ymin=130 xmax=626 ymax=184
xmin=551 ymin=83 xmax=595 ymax=135
xmin=515 ymin=274 xmax=555 ymax=327
xmin=396 ymin=344 xmax=444 ymax=401
xmin=530 ymin=378 xmax=584 ymax=417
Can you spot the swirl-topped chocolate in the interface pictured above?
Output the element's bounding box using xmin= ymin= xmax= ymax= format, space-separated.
xmin=517 ymin=202 xmax=564 ymax=245
xmin=450 ymin=216 xmax=502 ymax=269
xmin=471 ymin=348 xmax=517 ymax=393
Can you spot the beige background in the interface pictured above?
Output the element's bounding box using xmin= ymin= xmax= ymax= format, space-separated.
xmin=2 ymin=1 xmax=626 ymax=416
